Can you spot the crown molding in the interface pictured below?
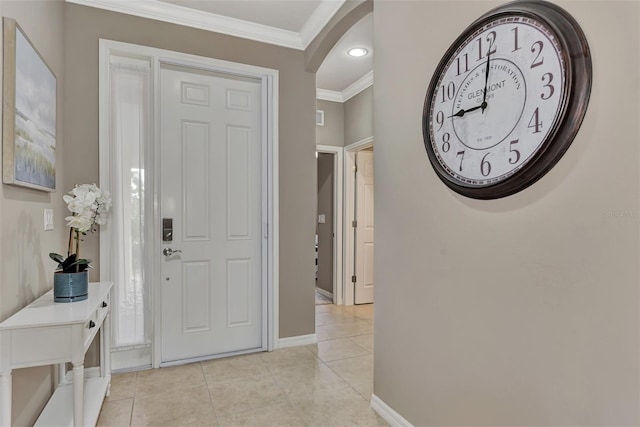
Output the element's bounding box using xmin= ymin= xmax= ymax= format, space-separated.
xmin=316 ymin=89 xmax=344 ymax=103
xmin=300 ymin=0 xmax=347 ymax=48
xmin=67 ymin=0 xmax=302 ymax=49
xmin=66 ymin=0 xmax=345 ymax=51
xmin=317 ymin=71 xmax=374 ymax=103
xmin=342 ymin=70 xmax=373 ymax=102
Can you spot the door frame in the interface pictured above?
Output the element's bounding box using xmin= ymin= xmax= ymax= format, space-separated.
xmin=343 ymin=136 xmax=373 ymax=306
xmin=316 ymin=145 xmax=344 ymax=305
xmin=99 ymin=39 xmax=279 ymax=370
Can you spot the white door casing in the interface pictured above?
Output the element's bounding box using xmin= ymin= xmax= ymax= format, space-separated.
xmin=343 ymin=137 xmax=372 ymax=306
xmin=355 ymin=150 xmax=374 ymax=304
xmin=99 ymin=40 xmax=279 ymax=370
xmin=315 ymin=145 xmax=343 ymax=305
xmin=160 ymin=65 xmax=263 ymax=362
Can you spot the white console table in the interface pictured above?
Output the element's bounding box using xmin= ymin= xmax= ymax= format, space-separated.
xmin=0 ymin=282 xmax=113 ymax=427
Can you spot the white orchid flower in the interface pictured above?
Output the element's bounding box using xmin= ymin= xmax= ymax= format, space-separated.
xmin=66 ymin=212 xmax=93 ymax=232
xmin=63 ymin=184 xmax=113 ymax=232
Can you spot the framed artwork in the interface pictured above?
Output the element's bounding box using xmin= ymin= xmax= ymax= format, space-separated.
xmin=2 ymin=18 xmax=56 ymax=191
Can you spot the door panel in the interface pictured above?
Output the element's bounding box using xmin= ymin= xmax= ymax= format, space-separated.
xmin=160 ymin=66 xmax=263 ymax=362
xmin=355 ymin=151 xmax=374 ymax=304
xmin=182 ymin=121 xmax=210 ymax=240
xmin=227 ymin=259 xmax=252 ymax=327
xmin=183 ymin=261 xmax=210 ymax=332
xmin=227 ymin=126 xmax=252 ymax=239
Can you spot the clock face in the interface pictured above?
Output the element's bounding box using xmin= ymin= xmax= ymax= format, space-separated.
xmin=423 ymin=2 xmax=592 ymax=199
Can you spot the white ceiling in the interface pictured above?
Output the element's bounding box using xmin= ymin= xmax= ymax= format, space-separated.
xmin=67 ymin=0 xmax=373 ymax=95
xmin=316 ymin=13 xmax=372 ymax=93
xmin=159 ymin=0 xmax=322 ymax=32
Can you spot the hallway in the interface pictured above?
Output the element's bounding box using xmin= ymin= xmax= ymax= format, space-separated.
xmin=97 ymin=304 xmax=383 ymax=426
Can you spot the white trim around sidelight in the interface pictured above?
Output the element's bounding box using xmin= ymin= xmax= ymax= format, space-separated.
xmin=99 ymin=38 xmax=279 ymax=370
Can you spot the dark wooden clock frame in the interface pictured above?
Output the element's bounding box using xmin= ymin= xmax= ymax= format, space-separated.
xmin=422 ymin=0 xmax=592 ymax=199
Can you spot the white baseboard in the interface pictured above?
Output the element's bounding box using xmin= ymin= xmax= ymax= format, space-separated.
xmin=370 ymin=394 xmax=413 ymax=427
xmin=277 ymin=333 xmax=317 ymax=349
xmin=315 ymin=287 xmax=334 ymax=300
xmin=111 ymin=346 xmax=152 ymax=372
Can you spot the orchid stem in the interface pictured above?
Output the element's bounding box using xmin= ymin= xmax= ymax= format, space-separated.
xmin=67 ymin=226 xmax=74 ymax=258
xmin=75 ymin=229 xmax=80 ymax=273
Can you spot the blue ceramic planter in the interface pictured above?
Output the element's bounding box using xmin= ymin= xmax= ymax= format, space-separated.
xmin=54 ymin=271 xmax=88 ymax=303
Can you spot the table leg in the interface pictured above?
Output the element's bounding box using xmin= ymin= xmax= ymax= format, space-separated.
xmin=72 ymin=362 xmax=84 ymax=427
xmin=0 ymin=370 xmax=11 ymax=427
xmin=104 ymin=311 xmax=111 ymax=397
xmin=58 ymin=363 xmax=67 ymax=386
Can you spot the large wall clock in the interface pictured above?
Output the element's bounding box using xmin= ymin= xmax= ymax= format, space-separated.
xmin=422 ymin=0 xmax=592 ymax=199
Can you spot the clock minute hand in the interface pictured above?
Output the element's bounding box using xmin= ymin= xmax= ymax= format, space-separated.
xmin=482 ymin=43 xmax=492 ymax=113
xmin=448 ymin=101 xmax=488 ymax=118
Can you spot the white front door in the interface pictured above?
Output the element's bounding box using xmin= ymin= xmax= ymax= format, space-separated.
xmin=355 ymin=151 xmax=374 ymax=304
xmin=160 ymin=64 xmax=263 ymax=363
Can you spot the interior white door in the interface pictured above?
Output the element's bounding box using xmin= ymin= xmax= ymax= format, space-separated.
xmin=160 ymin=65 xmax=263 ymax=363
xmin=355 ymin=151 xmax=374 ymax=304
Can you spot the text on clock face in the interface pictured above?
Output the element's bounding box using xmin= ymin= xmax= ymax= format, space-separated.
xmin=428 ymin=17 xmax=565 ymax=186
xmin=466 ymin=80 xmax=504 ymax=102
xmin=452 ymin=58 xmax=526 ymax=150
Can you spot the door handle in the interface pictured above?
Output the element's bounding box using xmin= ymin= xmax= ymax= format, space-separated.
xmin=163 ymin=248 xmax=182 ymax=257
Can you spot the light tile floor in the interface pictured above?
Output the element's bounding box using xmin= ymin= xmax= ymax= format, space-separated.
xmin=98 ymin=303 xmax=385 ymax=426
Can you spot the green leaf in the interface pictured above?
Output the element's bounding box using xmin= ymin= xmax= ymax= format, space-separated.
xmin=50 ymin=253 xmax=93 ymax=273
xmin=49 ymin=253 xmax=65 ymax=264
xmin=60 ymin=254 xmax=77 ymax=271
xmin=62 ymin=258 xmax=92 ymax=273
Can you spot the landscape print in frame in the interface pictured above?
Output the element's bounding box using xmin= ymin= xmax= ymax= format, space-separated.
xmin=3 ymin=17 xmax=56 ymax=191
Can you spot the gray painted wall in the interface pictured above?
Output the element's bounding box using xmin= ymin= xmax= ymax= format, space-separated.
xmin=316 ymin=99 xmax=344 ymax=147
xmin=316 ymin=153 xmax=334 ymax=295
xmin=373 ymin=0 xmax=639 ymax=425
xmin=344 ymin=85 xmax=373 ymax=145
xmin=0 ymin=1 xmax=67 ymax=425
xmin=315 ymin=86 xmax=373 ymax=150
xmin=64 ymin=4 xmax=316 ymax=340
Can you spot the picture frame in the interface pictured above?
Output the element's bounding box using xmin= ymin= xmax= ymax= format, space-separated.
xmin=2 ymin=17 xmax=56 ymax=191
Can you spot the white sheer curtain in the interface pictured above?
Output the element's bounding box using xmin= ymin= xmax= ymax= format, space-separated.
xmin=109 ymin=62 xmax=151 ymax=349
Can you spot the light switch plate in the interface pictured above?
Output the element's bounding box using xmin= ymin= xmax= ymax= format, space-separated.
xmin=44 ymin=209 xmax=54 ymax=231
xmin=318 ymin=214 xmax=326 ymax=224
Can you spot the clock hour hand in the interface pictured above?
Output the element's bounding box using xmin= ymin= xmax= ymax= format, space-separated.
xmin=448 ymin=101 xmax=488 ymax=118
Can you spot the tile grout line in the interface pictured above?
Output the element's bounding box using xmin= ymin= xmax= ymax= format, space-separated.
xmin=129 ymin=371 xmax=138 ymax=426
xmin=347 ymin=336 xmax=373 ymax=354
xmin=127 ymin=396 xmax=134 ymax=427
xmin=199 ymin=361 xmax=221 ymax=426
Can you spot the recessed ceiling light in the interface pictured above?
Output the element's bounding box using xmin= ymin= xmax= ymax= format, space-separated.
xmin=348 ymin=48 xmax=368 ymax=57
